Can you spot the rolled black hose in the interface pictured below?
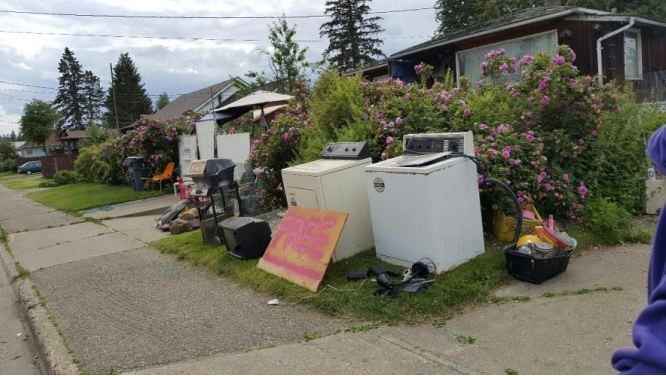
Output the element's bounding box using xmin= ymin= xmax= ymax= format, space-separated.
xmin=482 ymin=177 xmax=522 ymax=247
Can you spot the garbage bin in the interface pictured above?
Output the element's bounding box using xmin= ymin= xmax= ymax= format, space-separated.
xmin=123 ymin=156 xmax=145 ymax=191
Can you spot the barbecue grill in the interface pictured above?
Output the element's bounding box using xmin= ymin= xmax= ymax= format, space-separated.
xmin=186 ymin=158 xmax=243 ymax=245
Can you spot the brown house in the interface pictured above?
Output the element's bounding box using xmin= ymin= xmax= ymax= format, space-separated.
xmin=357 ymin=5 xmax=666 ymax=103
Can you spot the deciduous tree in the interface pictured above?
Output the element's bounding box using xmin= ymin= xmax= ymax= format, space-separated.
xmin=20 ymin=100 xmax=59 ymax=151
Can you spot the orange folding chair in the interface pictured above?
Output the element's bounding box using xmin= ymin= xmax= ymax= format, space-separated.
xmin=147 ymin=162 xmax=175 ymax=191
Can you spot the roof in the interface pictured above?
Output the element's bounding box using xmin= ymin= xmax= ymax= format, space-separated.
xmin=19 ymin=133 xmax=60 ymax=148
xmin=150 ymin=78 xmax=245 ymax=121
xmin=18 ymin=130 xmax=88 ymax=148
xmin=59 ymin=129 xmax=89 ymax=140
xmin=391 ymin=6 xmax=609 ymax=58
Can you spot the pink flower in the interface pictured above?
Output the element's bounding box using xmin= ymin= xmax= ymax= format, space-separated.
xmin=498 ymin=63 xmax=509 ymax=72
xmin=386 ymin=136 xmax=394 ymax=145
xmin=501 ymin=146 xmax=512 ymax=159
xmin=525 ymin=133 xmax=534 ymax=143
xmin=530 ymin=160 xmax=538 ymax=168
xmin=537 ymin=171 xmax=548 ymax=184
xmin=562 ymin=173 xmax=570 ymax=181
xmin=480 ymin=61 xmax=488 ymax=72
xmin=478 ymin=123 xmax=488 ymax=131
xmin=591 ymin=129 xmax=598 ymax=138
xmin=578 ymin=183 xmax=588 ymax=198
xmin=538 ymin=76 xmax=550 ymax=91
xmin=439 ymin=91 xmax=452 ymax=101
xmin=569 ymin=78 xmax=578 ymax=88
xmin=497 ymin=123 xmax=512 ymax=134
xmin=380 ymin=152 xmax=388 ymax=160
xmin=552 ymin=55 xmax=566 ymax=66
xmin=521 ymin=55 xmax=534 ymax=65
xmin=395 ymin=117 xmax=404 ymax=126
xmin=540 ymin=95 xmax=550 ymax=106
xmin=544 ymin=183 xmax=553 ymax=191
xmin=414 ymin=63 xmax=424 ymax=76
xmin=463 ymin=108 xmax=472 ymax=117
xmin=477 ymin=174 xmax=485 ymax=183
xmin=488 ymin=148 xmax=498 ymax=157
xmin=578 ymin=138 xmax=585 ymax=145
xmin=282 ymin=132 xmax=293 ymax=143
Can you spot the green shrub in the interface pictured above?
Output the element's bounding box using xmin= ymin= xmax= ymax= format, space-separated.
xmin=583 ymin=198 xmax=632 ymax=244
xmin=53 ymin=170 xmax=82 ymax=185
xmin=0 ymin=159 xmax=17 ymax=172
xmin=75 ymin=144 xmax=100 ymax=182
xmin=584 ymin=91 xmax=650 ymax=214
xmin=38 ymin=181 xmax=59 ymax=188
xmin=249 ymin=107 xmax=304 ymax=209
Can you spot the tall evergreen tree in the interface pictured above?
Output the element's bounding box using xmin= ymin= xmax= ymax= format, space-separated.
xmin=155 ymin=92 xmax=170 ymax=112
xmin=9 ymin=130 xmax=16 ymax=142
xmin=82 ymin=70 xmax=104 ymax=126
xmin=320 ymin=0 xmax=384 ymax=72
xmin=53 ymin=47 xmax=86 ymax=133
xmin=105 ymin=53 xmax=152 ymax=128
xmin=435 ymin=0 xmax=541 ymax=35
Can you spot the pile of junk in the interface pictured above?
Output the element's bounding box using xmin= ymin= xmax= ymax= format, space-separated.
xmin=492 ymin=188 xmax=578 ymax=284
xmin=155 ymin=158 xmax=272 ymax=260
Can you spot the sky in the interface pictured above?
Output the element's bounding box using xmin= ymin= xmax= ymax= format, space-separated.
xmin=0 ymin=0 xmax=438 ymax=135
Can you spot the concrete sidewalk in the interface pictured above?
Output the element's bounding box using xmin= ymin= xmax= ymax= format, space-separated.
xmin=83 ymin=194 xmax=177 ymax=219
xmin=0 ymin=183 xmax=648 ymax=374
xmin=137 ymin=245 xmax=647 ymax=375
xmin=0 ymin=255 xmax=42 ymax=374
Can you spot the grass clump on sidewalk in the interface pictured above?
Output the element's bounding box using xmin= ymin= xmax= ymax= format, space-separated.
xmin=27 ymin=183 xmax=163 ymax=213
xmin=0 ymin=174 xmax=54 ymax=190
xmin=151 ymin=230 xmax=508 ymax=323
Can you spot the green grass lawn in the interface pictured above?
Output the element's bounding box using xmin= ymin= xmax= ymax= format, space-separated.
xmin=151 ymin=230 xmax=509 ymax=323
xmin=151 ymin=219 xmax=654 ymax=323
xmin=27 ymin=182 xmax=163 ymax=213
xmin=0 ymin=173 xmax=55 ymax=190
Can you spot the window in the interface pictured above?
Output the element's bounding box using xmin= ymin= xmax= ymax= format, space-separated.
xmin=456 ymin=30 xmax=558 ymax=84
xmin=624 ymin=29 xmax=642 ymax=80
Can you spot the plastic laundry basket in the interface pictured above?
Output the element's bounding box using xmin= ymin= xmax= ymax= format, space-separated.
xmin=504 ymin=249 xmax=571 ymax=284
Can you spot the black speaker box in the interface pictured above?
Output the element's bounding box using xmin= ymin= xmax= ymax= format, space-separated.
xmin=218 ymin=217 xmax=272 ymax=260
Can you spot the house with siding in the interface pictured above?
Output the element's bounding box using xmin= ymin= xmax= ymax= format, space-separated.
xmin=357 ymin=3 xmax=666 ymax=103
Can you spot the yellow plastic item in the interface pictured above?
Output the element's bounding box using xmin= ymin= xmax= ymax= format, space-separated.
xmin=493 ymin=204 xmax=544 ymax=242
xmin=517 ymin=234 xmax=542 ymax=247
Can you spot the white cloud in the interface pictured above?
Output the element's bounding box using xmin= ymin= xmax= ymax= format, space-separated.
xmin=0 ymin=0 xmax=438 ymax=126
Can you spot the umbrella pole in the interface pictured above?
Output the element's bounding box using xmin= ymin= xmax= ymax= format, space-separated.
xmin=260 ymin=106 xmax=268 ymax=131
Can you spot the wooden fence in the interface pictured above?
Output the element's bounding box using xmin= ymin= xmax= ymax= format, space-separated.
xmin=41 ymin=155 xmax=77 ymax=178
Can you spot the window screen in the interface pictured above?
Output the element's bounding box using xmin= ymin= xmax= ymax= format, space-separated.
xmin=456 ymin=31 xmax=558 ymax=84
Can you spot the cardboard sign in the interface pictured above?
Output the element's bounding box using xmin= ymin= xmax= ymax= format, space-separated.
xmin=257 ymin=206 xmax=348 ymax=292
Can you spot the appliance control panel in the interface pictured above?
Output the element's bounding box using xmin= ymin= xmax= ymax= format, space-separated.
xmin=403 ymin=132 xmax=475 ymax=156
xmin=320 ymin=141 xmax=370 ymax=160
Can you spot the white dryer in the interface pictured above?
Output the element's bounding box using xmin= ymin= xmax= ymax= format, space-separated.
xmin=281 ymin=142 xmax=374 ymax=262
xmin=365 ymin=132 xmax=484 ymax=273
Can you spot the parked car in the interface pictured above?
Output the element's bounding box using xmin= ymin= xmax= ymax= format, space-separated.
xmin=17 ymin=160 xmax=42 ymax=174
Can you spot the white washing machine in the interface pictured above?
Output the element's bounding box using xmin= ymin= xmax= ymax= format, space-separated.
xmin=365 ymin=132 xmax=484 ymax=273
xmin=281 ymin=142 xmax=374 ymax=262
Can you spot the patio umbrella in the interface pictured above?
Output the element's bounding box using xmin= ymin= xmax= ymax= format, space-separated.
xmin=215 ymin=91 xmax=293 ymax=135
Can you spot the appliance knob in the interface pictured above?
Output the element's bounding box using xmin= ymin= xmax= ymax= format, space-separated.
xmin=345 ymin=147 xmax=349 ymax=151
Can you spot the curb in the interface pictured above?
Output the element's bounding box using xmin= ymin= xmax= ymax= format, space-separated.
xmin=0 ymin=244 xmax=80 ymax=375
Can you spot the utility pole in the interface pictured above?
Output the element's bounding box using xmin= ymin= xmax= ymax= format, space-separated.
xmin=110 ymin=62 xmax=120 ymax=129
